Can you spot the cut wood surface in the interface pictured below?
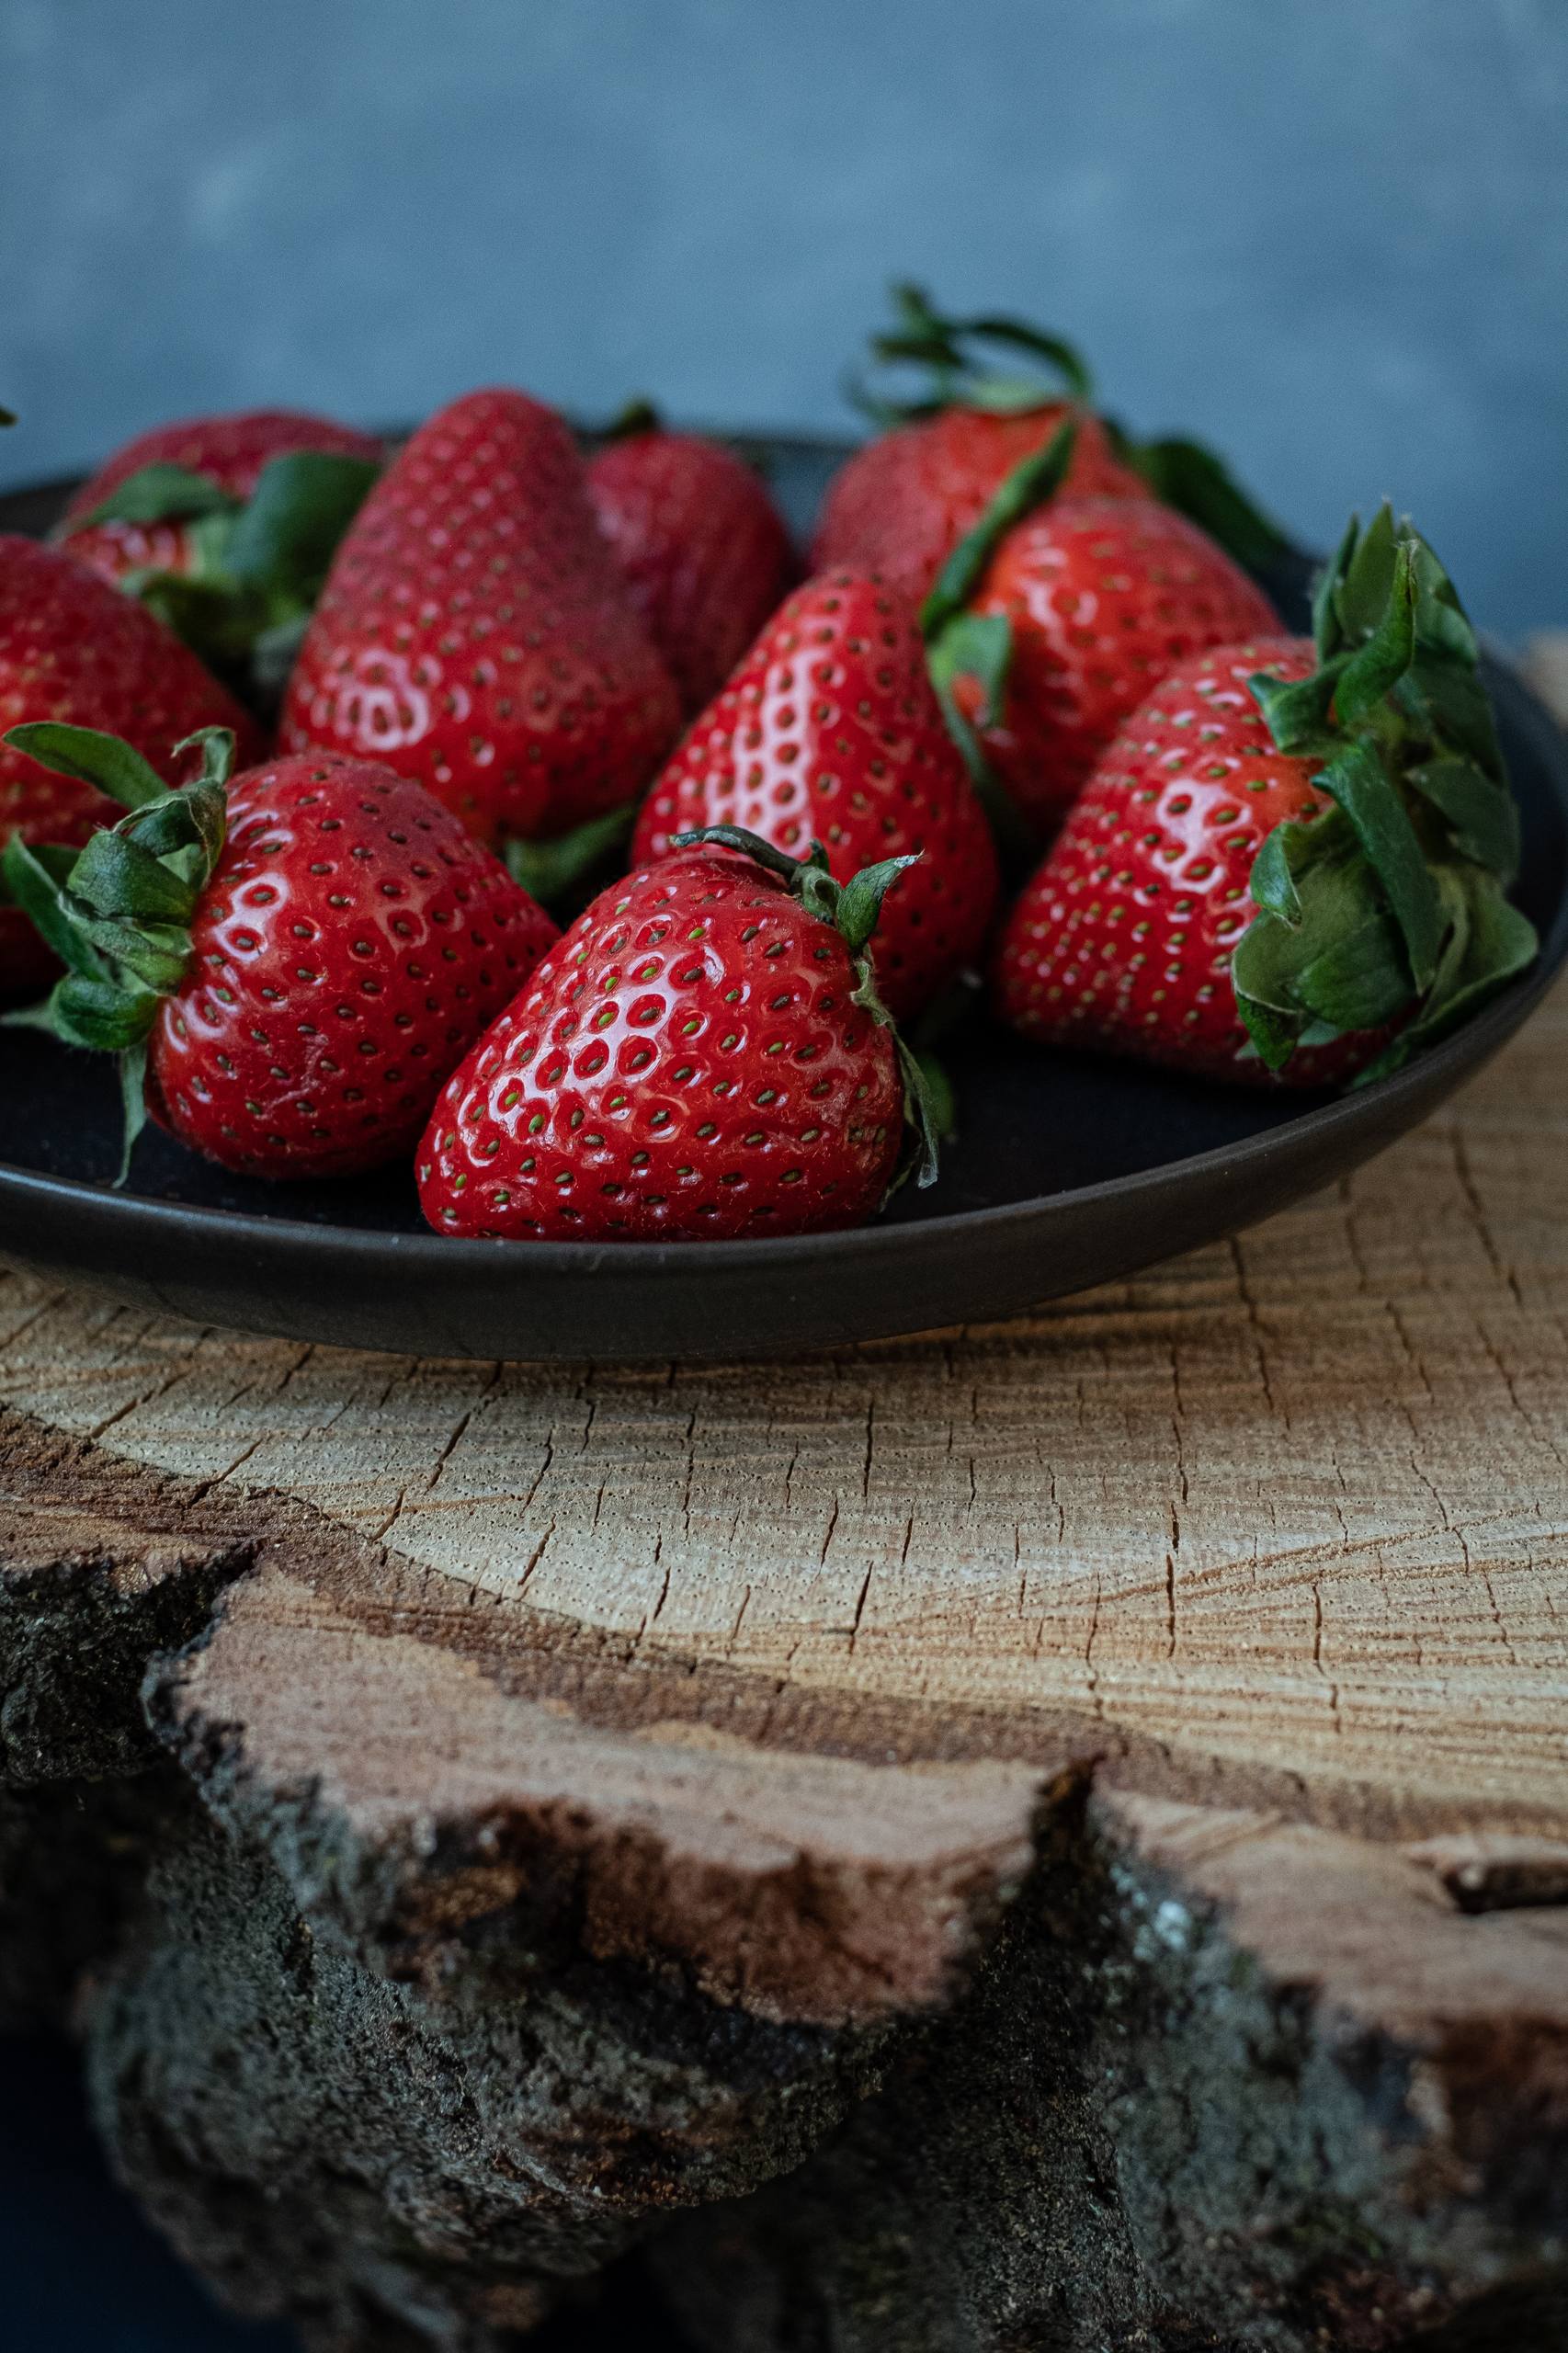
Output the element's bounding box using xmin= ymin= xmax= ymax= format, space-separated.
xmin=5 ymin=788 xmax=1568 ymax=2347
xmin=5 ymin=982 xmax=1568 ymax=1838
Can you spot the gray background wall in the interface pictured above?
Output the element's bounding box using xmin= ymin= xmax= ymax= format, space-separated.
xmin=2 ymin=0 xmax=1564 ymax=635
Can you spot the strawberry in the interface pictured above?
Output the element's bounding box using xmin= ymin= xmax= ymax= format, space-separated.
xmin=586 ymin=404 xmax=796 ymax=714
xmin=813 ymin=283 xmax=1287 ymax=604
xmin=0 ymin=536 xmax=263 ymax=995
xmin=994 ymin=509 xmax=1536 ymax=1087
xmin=631 ymin=570 xmax=998 ymax=1020
xmin=932 ymin=478 xmax=1279 ymax=830
xmin=2 ymin=725 xmax=556 ymax=1177
xmin=813 ymin=404 xmax=1144 ymax=610
xmin=282 ymin=389 xmax=681 ymax=849
xmin=417 ymin=831 xmax=937 ymax=1242
xmin=61 ymin=408 xmax=383 ymax=588
xmin=57 ymin=411 xmax=383 ymax=700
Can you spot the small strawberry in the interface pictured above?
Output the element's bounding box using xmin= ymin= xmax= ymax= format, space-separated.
xmin=631 ymin=570 xmax=998 ymax=1020
xmin=61 ymin=408 xmax=383 ymax=586
xmin=928 ymin=463 xmax=1279 ymax=830
xmin=418 ymin=830 xmax=937 ymax=1242
xmin=0 ymin=536 xmax=263 ymax=995
xmin=58 ymin=411 xmax=383 ymax=699
xmin=2 ymin=725 xmax=556 ymax=1177
xmin=282 ymin=389 xmax=681 ymax=849
xmin=586 ymin=404 xmax=796 ymax=715
xmin=994 ymin=508 xmax=1536 ymax=1087
xmin=813 ymin=283 xmax=1288 ymax=604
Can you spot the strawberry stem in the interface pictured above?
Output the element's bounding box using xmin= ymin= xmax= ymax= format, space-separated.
xmin=504 ymin=804 xmax=636 ymax=909
xmin=1233 ymin=506 xmax=1536 ymax=1079
xmin=62 ymin=464 xmax=240 ymax=533
xmin=597 ymin=397 xmax=662 ymax=442
xmin=919 ymin=415 xmax=1078 ymax=640
xmin=0 ymin=722 xmax=237 ymax=1182
xmin=847 ymin=282 xmax=1095 ymax=426
xmin=61 ymin=453 xmax=381 ymax=711
xmin=916 ymin=419 xmax=1078 ymax=848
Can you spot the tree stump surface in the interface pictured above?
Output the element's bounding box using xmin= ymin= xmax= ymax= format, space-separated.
xmin=5 ymin=819 xmax=1568 ymax=2346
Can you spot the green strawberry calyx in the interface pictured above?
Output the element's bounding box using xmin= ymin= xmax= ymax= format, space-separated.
xmin=670 ymin=824 xmax=942 ymax=1192
xmin=503 ymin=803 xmax=638 ymax=912
xmin=596 ymin=396 xmax=663 ymax=442
xmin=1233 ymin=505 xmax=1537 ymax=1083
xmin=850 ymin=282 xmax=1288 ymax=573
xmin=0 ymin=721 xmax=234 ymax=1179
xmin=849 ymin=282 xmax=1096 ymax=425
xmin=60 ymin=449 xmax=381 ymax=706
xmin=918 ymin=416 xmax=1079 ymax=850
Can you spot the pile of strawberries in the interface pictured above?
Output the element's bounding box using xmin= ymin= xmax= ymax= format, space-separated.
xmin=0 ymin=289 xmax=1536 ymax=1243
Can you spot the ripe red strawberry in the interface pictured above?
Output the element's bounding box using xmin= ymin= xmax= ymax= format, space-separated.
xmin=418 ymin=833 xmax=937 ymax=1241
xmin=994 ymin=509 xmax=1536 ymax=1086
xmin=586 ymin=407 xmax=796 ymax=714
xmin=812 ymin=285 xmax=1147 ymax=606
xmin=631 ymin=570 xmax=998 ymax=1020
xmin=943 ymin=492 xmax=1278 ymax=828
xmin=2 ymin=725 xmax=556 ymax=1177
xmin=813 ymin=404 xmax=1146 ymax=608
xmin=60 ymin=408 xmax=383 ymax=590
xmin=994 ymin=637 xmax=1335 ymax=1080
xmin=0 ymin=536 xmax=263 ymax=995
xmin=282 ymin=389 xmax=681 ymax=847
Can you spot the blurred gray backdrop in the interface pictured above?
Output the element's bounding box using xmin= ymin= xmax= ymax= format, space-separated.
xmin=2 ymin=0 xmax=1564 ymax=633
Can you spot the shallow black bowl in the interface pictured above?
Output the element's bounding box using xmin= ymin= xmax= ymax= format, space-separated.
xmin=2 ymin=441 xmax=1564 ymax=1362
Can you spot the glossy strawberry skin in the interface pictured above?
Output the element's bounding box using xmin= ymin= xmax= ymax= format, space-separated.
xmin=587 ymin=428 xmax=796 ymax=714
xmin=0 ymin=535 xmax=264 ymax=995
xmin=282 ymin=390 xmax=681 ymax=845
xmin=149 ymin=754 xmax=557 ymax=1178
xmin=994 ymin=638 xmax=1381 ymax=1086
xmin=61 ymin=409 xmax=383 ymax=588
xmin=811 ymin=405 xmax=1150 ymax=608
xmin=631 ymin=572 xmax=998 ymax=1022
xmin=419 ymin=849 xmax=903 ymax=1241
xmin=957 ymin=496 xmax=1279 ymax=829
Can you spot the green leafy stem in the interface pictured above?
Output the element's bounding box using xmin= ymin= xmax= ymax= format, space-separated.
xmin=61 ymin=450 xmax=380 ymax=696
xmin=1 ymin=721 xmax=235 ymax=1176
xmin=1233 ymin=506 xmax=1536 ymax=1083
xmin=848 ymin=281 xmax=1289 ymax=572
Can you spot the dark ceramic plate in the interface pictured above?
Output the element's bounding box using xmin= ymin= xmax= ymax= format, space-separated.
xmin=1 ymin=441 xmax=1564 ymax=1362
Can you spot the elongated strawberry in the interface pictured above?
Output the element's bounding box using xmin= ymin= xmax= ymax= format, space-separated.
xmin=631 ymin=570 xmax=998 ymax=1019
xmin=815 ymin=285 xmax=1289 ymax=605
xmin=2 ymin=725 xmax=555 ymax=1177
xmin=994 ymin=509 xmax=1536 ymax=1086
xmin=58 ymin=411 xmax=383 ymax=699
xmin=932 ymin=479 xmax=1279 ymax=829
xmin=282 ymin=389 xmax=681 ymax=848
xmin=587 ymin=405 xmax=796 ymax=714
xmin=0 ymin=537 xmax=263 ymax=995
xmin=418 ymin=831 xmax=937 ymax=1241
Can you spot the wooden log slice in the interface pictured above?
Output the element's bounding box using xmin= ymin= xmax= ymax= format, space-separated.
xmin=4 ymin=957 xmax=1568 ymax=2347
